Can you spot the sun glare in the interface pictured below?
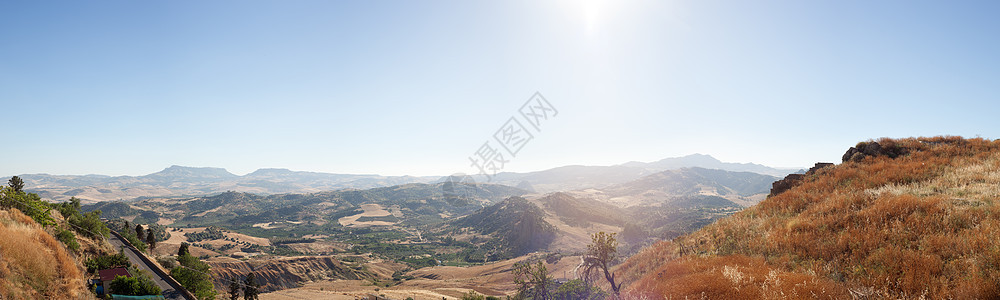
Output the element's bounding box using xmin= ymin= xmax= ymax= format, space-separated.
xmin=583 ymin=0 xmax=603 ymax=33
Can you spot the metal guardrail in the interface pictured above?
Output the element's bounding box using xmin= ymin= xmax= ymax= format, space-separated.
xmin=109 ymin=230 xmax=198 ymax=300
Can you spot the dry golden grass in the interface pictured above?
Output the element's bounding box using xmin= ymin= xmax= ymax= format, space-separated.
xmin=0 ymin=209 xmax=87 ymax=299
xmin=627 ymin=255 xmax=848 ymax=299
xmin=623 ymin=137 xmax=1000 ymax=299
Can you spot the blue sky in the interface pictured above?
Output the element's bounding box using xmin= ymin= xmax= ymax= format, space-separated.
xmin=2 ymin=0 xmax=999 ymax=177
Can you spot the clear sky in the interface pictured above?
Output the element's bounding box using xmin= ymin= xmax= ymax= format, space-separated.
xmin=2 ymin=0 xmax=999 ymax=177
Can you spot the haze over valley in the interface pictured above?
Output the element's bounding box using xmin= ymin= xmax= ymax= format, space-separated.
xmin=13 ymin=154 xmax=795 ymax=203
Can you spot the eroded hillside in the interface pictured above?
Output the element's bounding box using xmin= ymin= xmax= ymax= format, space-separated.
xmin=208 ymin=255 xmax=376 ymax=293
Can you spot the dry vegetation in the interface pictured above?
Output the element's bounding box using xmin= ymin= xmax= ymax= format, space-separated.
xmin=0 ymin=209 xmax=88 ymax=299
xmin=622 ymin=137 xmax=1000 ymax=299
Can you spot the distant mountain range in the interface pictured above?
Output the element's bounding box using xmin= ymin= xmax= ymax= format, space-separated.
xmin=12 ymin=154 xmax=799 ymax=202
xmin=486 ymin=154 xmax=798 ymax=193
xmin=590 ymin=167 xmax=779 ymax=207
xmin=18 ymin=166 xmax=439 ymax=203
xmin=621 ymin=153 xmax=800 ymax=177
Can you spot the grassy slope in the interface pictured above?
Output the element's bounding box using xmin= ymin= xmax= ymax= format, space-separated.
xmin=0 ymin=209 xmax=88 ymax=299
xmin=621 ymin=137 xmax=1000 ymax=299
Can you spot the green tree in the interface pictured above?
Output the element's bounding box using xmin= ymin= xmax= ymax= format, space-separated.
xmin=513 ymin=261 xmax=552 ymax=300
xmin=171 ymin=266 xmax=216 ymax=300
xmin=0 ymin=186 xmax=55 ymax=227
xmin=123 ymin=231 xmax=148 ymax=252
xmin=552 ymin=279 xmax=605 ymax=300
xmin=109 ymin=269 xmax=162 ymax=296
xmin=172 ymin=253 xmax=217 ymax=300
xmin=55 ymin=197 xmax=82 ymax=218
xmin=586 ymin=232 xmax=623 ymax=297
xmin=8 ymin=176 xmax=24 ymax=193
xmin=85 ymin=252 xmax=130 ymax=273
xmin=229 ymin=278 xmax=241 ymax=300
xmin=147 ymin=227 xmax=156 ymax=251
xmin=243 ymin=272 xmax=260 ymax=300
xmin=57 ymin=197 xmax=110 ymax=238
xmin=178 ymin=242 xmax=190 ymax=256
xmin=136 ymin=224 xmax=145 ymax=242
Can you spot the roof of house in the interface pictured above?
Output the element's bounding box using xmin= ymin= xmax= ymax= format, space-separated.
xmin=99 ymin=268 xmax=131 ymax=282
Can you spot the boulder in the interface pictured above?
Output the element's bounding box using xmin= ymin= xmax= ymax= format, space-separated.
xmin=768 ymin=162 xmax=834 ymax=197
xmin=842 ymin=141 xmax=906 ymax=163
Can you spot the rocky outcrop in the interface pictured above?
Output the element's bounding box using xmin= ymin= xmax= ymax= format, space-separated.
xmin=842 ymin=141 xmax=906 ymax=163
xmin=208 ymin=255 xmax=372 ymax=293
xmin=768 ymin=163 xmax=834 ymax=197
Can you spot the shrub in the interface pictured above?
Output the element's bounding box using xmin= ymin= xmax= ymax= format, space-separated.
xmin=68 ymin=210 xmax=110 ymax=238
xmin=109 ymin=272 xmax=161 ymax=296
xmin=56 ymin=229 xmax=80 ymax=252
xmin=85 ymin=253 xmax=130 ymax=273
xmin=123 ymin=232 xmax=147 ymax=252
xmin=552 ymin=279 xmax=606 ymax=300
xmin=459 ymin=291 xmax=485 ymax=300
xmin=157 ymin=256 xmax=178 ymax=269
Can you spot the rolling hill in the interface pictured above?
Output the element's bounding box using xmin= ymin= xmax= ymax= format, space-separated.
xmin=440 ymin=167 xmax=778 ymax=259
xmin=448 ymin=197 xmax=557 ymax=260
xmin=83 ymin=182 xmax=528 ymax=228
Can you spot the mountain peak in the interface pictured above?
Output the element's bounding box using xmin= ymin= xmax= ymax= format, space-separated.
xmin=147 ymin=165 xmax=237 ymax=179
xmin=621 ymin=154 xmax=799 ymax=177
xmin=674 ymin=153 xmax=723 ymax=163
xmin=247 ymin=168 xmax=294 ymax=176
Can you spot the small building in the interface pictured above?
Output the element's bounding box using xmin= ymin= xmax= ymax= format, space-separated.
xmin=98 ymin=268 xmax=131 ymax=295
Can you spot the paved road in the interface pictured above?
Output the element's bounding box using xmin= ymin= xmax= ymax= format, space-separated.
xmin=107 ymin=232 xmax=185 ymax=300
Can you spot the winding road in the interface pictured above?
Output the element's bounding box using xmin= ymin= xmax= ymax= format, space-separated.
xmin=107 ymin=231 xmax=190 ymax=300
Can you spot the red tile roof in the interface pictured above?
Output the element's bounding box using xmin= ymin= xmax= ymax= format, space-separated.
xmin=98 ymin=268 xmax=131 ymax=282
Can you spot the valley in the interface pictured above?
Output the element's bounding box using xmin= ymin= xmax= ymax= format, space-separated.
xmin=72 ymin=164 xmax=779 ymax=298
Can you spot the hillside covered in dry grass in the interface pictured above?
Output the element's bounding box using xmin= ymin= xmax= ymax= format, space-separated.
xmin=0 ymin=208 xmax=89 ymax=299
xmin=620 ymin=137 xmax=1000 ymax=299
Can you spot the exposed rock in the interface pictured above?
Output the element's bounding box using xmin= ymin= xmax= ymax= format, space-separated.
xmin=768 ymin=163 xmax=834 ymax=197
xmin=842 ymin=141 xmax=906 ymax=163
xmin=768 ymin=174 xmax=805 ymax=198
xmin=808 ymin=163 xmax=834 ymax=173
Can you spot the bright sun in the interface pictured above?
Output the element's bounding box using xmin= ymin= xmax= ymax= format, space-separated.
xmin=582 ymin=0 xmax=606 ymax=33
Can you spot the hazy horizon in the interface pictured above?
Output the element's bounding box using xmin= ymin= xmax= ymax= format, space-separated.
xmin=3 ymin=152 xmax=803 ymax=178
xmin=3 ymin=1 xmax=999 ymax=177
